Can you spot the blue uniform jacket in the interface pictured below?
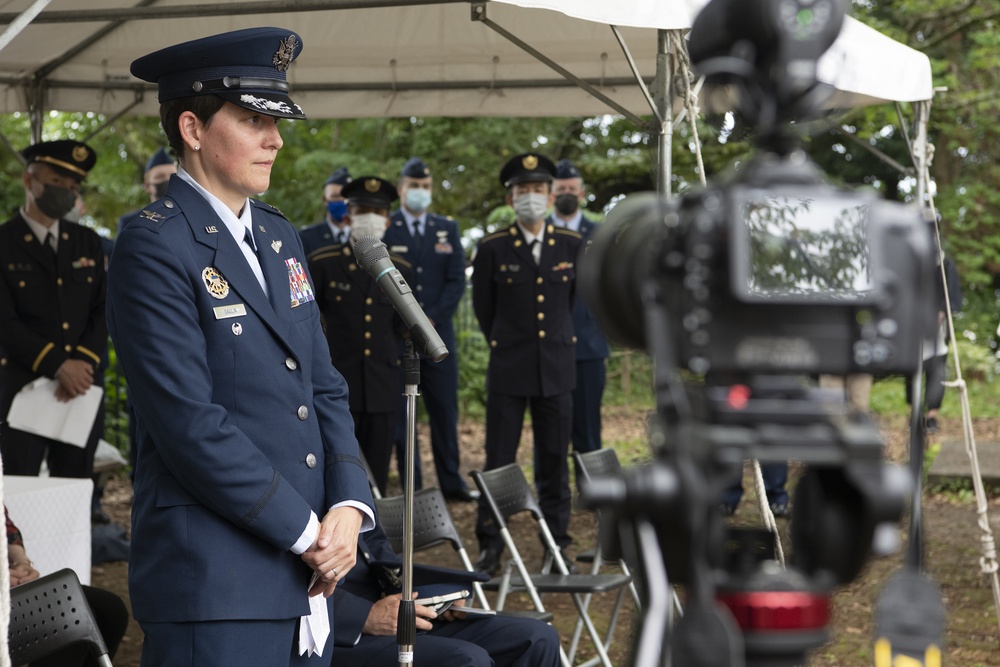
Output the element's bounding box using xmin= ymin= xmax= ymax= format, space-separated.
xmin=546 ymin=215 xmax=610 ymax=362
xmin=384 ymin=211 xmax=466 ymax=345
xmin=107 ymin=176 xmax=374 ymax=623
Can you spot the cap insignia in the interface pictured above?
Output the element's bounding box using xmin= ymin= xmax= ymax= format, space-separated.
xmin=273 ymin=34 xmax=299 ymax=72
xmin=365 ymin=178 xmax=380 ymax=193
xmin=72 ymin=145 xmax=89 ymax=163
xmin=523 ymin=155 xmax=538 ymax=170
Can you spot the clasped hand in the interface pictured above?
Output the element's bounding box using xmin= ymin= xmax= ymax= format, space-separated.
xmin=300 ymin=506 xmax=363 ymax=598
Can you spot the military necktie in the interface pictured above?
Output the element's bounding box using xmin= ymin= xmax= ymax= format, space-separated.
xmin=530 ymin=239 xmax=540 ymax=265
xmin=412 ymin=219 xmax=423 ymax=253
xmin=44 ymin=231 xmax=57 ymax=257
xmin=243 ymin=227 xmax=259 ymax=256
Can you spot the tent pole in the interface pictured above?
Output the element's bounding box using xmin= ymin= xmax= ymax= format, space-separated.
xmin=653 ymin=29 xmax=671 ymax=197
xmin=0 ymin=0 xmax=51 ymax=53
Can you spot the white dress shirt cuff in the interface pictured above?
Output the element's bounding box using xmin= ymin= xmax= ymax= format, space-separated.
xmin=290 ymin=501 xmax=375 ymax=554
xmin=291 ymin=512 xmax=320 ymax=554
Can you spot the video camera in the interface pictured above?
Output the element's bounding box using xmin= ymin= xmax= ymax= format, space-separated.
xmin=577 ymin=0 xmax=937 ymax=665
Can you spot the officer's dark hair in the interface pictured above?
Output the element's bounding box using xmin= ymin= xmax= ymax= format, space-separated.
xmin=160 ymin=95 xmax=227 ymax=160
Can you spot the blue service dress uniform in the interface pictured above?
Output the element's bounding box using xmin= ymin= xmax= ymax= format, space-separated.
xmin=384 ymin=210 xmax=468 ymax=495
xmin=471 ymin=222 xmax=582 ymax=551
xmin=330 ymin=521 xmax=561 ymax=667
xmin=0 ymin=214 xmax=106 ymax=477
xmin=308 ymin=239 xmax=411 ymax=495
xmin=106 ymin=176 xmax=375 ymax=657
xmin=546 ymin=214 xmax=610 ymax=456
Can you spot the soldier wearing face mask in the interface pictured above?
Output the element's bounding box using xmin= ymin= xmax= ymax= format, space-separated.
xmin=384 ymin=157 xmax=474 ymax=503
xmin=301 ymin=166 xmax=352 ymax=256
xmin=545 ymin=159 xmax=610 ymax=466
xmin=307 ymin=176 xmax=411 ymax=495
xmin=117 ymin=147 xmax=177 ymax=236
xmin=0 ymin=140 xmax=107 ymax=480
xmin=470 ymin=153 xmax=583 ymax=575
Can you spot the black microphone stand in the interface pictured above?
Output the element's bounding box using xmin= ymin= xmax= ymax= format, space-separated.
xmin=397 ymin=338 xmax=420 ymax=666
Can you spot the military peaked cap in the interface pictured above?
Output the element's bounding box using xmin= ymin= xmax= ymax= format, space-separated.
xmin=130 ymin=27 xmax=306 ymax=119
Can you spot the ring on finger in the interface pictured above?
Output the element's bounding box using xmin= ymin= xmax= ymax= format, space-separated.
xmin=332 ymin=567 xmax=339 ymax=578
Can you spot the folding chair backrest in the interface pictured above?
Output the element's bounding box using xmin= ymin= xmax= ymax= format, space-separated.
xmin=575 ymin=448 xmax=622 ymax=483
xmin=9 ymin=568 xmax=112 ymax=667
xmin=473 ymin=463 xmax=544 ymax=526
xmin=375 ymin=487 xmax=464 ymax=554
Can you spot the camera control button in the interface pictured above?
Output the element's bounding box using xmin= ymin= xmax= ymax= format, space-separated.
xmin=877 ymin=319 xmax=899 ymax=337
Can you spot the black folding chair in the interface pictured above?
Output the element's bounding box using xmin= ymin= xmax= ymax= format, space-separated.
xmin=8 ymin=568 xmax=113 ymax=667
xmin=375 ymin=487 xmax=552 ymax=621
xmin=472 ymin=464 xmax=632 ymax=667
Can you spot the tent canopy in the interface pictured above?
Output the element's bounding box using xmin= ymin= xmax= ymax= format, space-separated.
xmin=0 ymin=0 xmax=933 ymax=124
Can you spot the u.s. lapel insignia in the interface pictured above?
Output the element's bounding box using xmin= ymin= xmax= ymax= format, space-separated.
xmin=205 ymin=226 xmax=218 ymax=234
xmin=271 ymin=239 xmax=282 ymax=253
xmin=202 ymin=266 xmax=230 ymax=300
xmin=140 ymin=209 xmax=164 ymax=222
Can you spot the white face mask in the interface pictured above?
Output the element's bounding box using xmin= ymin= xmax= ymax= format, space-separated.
xmin=350 ymin=212 xmax=388 ymax=240
xmin=404 ymin=188 xmax=432 ymax=213
xmin=512 ymin=192 xmax=549 ymax=223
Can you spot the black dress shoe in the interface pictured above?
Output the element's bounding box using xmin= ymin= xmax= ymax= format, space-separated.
xmin=444 ymin=487 xmax=481 ymax=503
xmin=475 ymin=548 xmax=501 ymax=576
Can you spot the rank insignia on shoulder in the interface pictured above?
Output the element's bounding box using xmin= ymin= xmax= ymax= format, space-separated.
xmin=141 ymin=209 xmax=164 ymax=222
xmin=286 ymin=257 xmax=315 ymax=308
xmin=202 ymin=266 xmax=230 ymax=299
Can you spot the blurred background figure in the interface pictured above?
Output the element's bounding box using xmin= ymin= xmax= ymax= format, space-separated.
xmin=301 ymin=166 xmax=352 ymax=255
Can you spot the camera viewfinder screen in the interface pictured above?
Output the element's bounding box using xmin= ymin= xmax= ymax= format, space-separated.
xmin=737 ymin=194 xmax=874 ymax=302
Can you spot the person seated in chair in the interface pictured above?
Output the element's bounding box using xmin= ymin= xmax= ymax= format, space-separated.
xmin=329 ymin=519 xmax=561 ymax=667
xmin=7 ymin=506 xmax=130 ymax=667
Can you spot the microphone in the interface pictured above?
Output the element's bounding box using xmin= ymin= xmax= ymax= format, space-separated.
xmin=354 ymin=235 xmax=448 ymax=362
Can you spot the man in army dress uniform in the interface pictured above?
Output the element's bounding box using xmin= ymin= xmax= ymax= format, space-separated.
xmin=309 ymin=176 xmax=409 ymax=495
xmin=0 ymin=140 xmax=106 ymax=479
xmin=385 ymin=158 xmax=475 ymax=502
xmin=301 ymin=166 xmax=352 ymax=256
xmin=471 ymin=153 xmax=583 ymax=574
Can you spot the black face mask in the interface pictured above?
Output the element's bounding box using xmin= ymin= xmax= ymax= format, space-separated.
xmin=35 ymin=184 xmax=78 ymax=220
xmin=554 ymin=193 xmax=580 ymax=216
xmin=151 ymin=180 xmax=169 ymax=200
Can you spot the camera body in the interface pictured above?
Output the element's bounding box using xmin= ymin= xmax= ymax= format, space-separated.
xmin=581 ymin=152 xmax=934 ymax=380
xmin=664 ymin=151 xmax=934 ymax=378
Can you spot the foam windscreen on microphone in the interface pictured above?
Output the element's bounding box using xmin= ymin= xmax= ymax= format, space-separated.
xmin=354 ymin=235 xmax=388 ymax=272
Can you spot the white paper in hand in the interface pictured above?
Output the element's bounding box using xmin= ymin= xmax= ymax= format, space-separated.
xmin=298 ymin=572 xmax=330 ymax=657
xmin=6 ymin=378 xmax=103 ymax=448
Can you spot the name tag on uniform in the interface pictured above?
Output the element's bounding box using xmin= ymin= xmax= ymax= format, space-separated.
xmin=213 ymin=303 xmax=247 ymax=319
xmin=390 ymin=245 xmax=409 ymax=254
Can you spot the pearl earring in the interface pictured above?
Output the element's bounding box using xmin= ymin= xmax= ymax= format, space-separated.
xmin=194 ymin=145 xmax=201 ymax=151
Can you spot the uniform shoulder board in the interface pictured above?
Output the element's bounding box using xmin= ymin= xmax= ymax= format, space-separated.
xmin=391 ymin=255 xmax=413 ymax=269
xmin=480 ymin=229 xmax=509 ymax=244
xmin=130 ymin=199 xmax=180 ymax=230
xmin=250 ymin=198 xmax=286 ymax=218
xmin=554 ymin=227 xmax=583 ymax=239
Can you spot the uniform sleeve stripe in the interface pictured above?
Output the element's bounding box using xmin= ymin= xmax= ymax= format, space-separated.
xmin=31 ymin=343 xmax=54 ymax=372
xmin=76 ymin=345 xmax=101 ymax=365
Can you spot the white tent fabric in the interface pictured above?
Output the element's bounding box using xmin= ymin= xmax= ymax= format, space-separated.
xmin=0 ymin=0 xmax=932 ymax=121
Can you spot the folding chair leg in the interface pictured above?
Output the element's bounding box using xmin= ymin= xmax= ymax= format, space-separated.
xmin=570 ymin=592 xmax=615 ymax=667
